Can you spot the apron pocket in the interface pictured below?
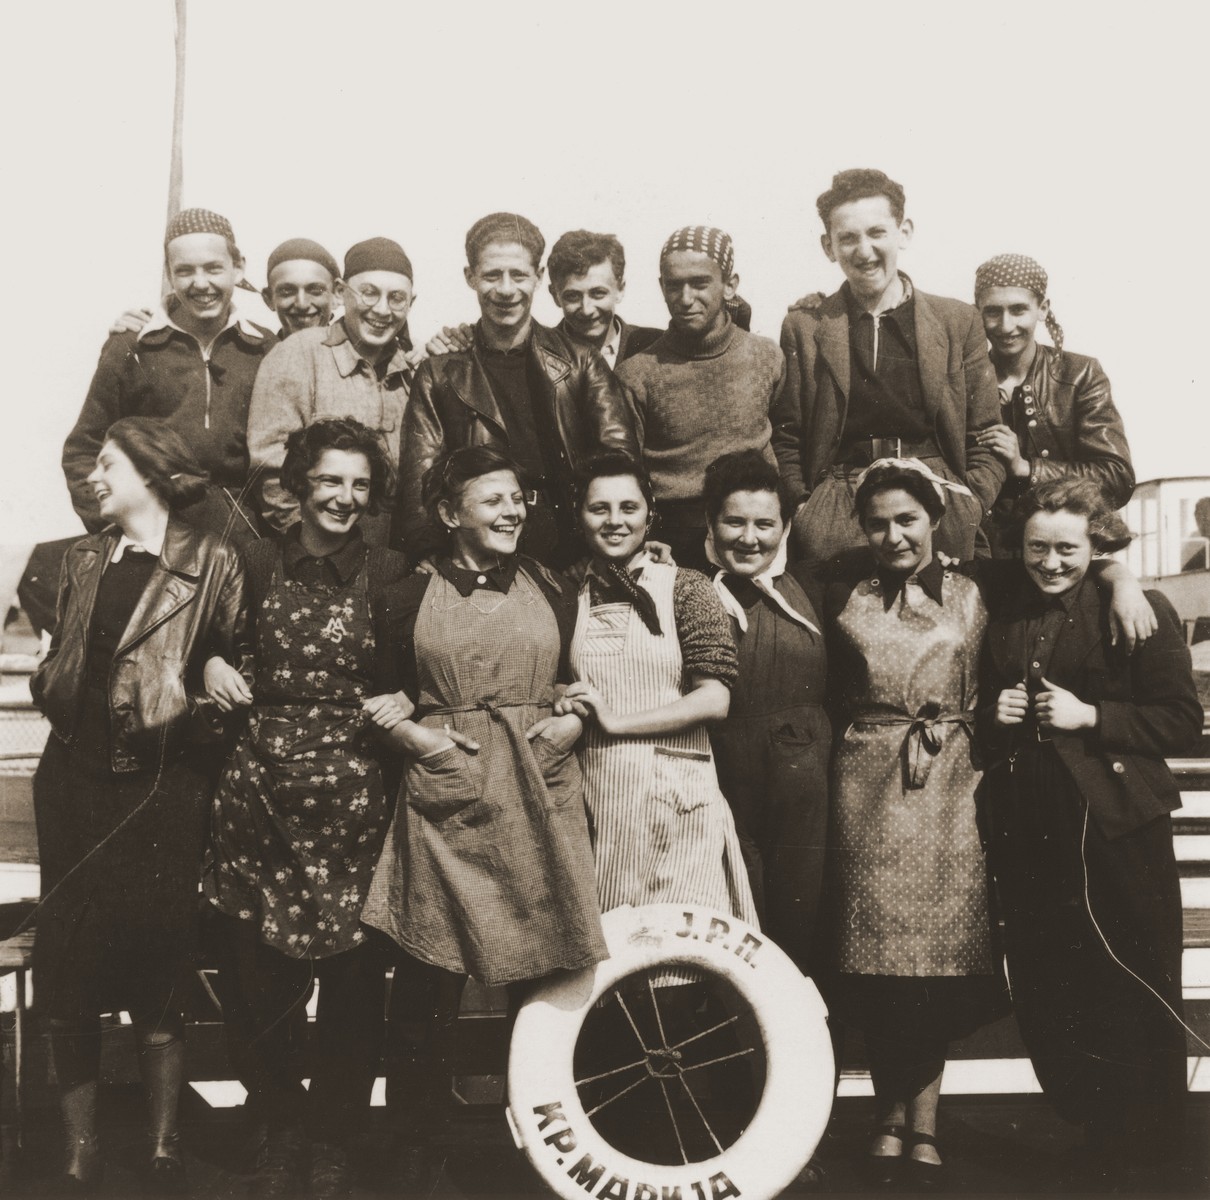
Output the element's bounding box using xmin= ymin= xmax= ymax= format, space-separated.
xmin=532 ymin=734 xmax=581 ymax=806
xmin=407 ymin=744 xmax=482 ymax=824
xmin=649 ymin=745 xmax=710 ymax=815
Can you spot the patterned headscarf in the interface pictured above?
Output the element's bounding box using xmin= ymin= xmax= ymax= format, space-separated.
xmin=163 ymin=207 xmax=258 ymax=290
xmin=660 ymin=226 xmax=735 ymax=279
xmin=974 ymin=253 xmax=1065 ymax=352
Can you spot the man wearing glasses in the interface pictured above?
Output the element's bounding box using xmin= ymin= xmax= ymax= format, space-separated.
xmin=247 ymin=237 xmax=417 ymax=542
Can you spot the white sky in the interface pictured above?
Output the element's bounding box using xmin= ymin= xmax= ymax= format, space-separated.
xmin=1 ymin=0 xmax=1205 ymax=544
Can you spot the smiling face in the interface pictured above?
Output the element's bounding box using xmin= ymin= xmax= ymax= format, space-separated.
xmin=659 ymin=249 xmax=735 ymax=339
xmin=264 ymin=259 xmax=336 ymax=335
xmin=300 ymin=448 xmax=372 ymax=548
xmin=165 ymin=232 xmax=243 ymax=336
xmin=1023 ymin=509 xmax=1094 ymax=597
xmin=861 ymin=487 xmax=939 ymax=576
xmin=711 ymin=489 xmax=785 ymax=577
xmin=979 ymin=285 xmax=1047 ymax=361
xmin=466 ymin=241 xmax=542 ymax=337
xmin=87 ymin=440 xmax=157 ymax=526
xmin=440 ymin=469 xmax=526 ymax=564
xmin=821 ymin=195 xmax=912 ymax=305
xmin=338 ymin=270 xmax=413 ymax=356
xmin=580 ymin=474 xmax=650 ymax=564
xmin=551 ymin=259 xmax=624 ymax=345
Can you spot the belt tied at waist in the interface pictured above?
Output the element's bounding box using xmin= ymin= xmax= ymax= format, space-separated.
xmin=849 ymin=703 xmax=975 ymax=789
xmin=421 ymin=699 xmax=549 ymax=723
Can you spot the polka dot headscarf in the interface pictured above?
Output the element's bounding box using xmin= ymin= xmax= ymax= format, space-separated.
xmin=974 ymin=253 xmax=1064 ymax=352
xmin=660 ymin=226 xmax=735 ymax=279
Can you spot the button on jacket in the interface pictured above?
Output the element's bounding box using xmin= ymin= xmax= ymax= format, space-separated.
xmin=998 ymin=343 xmax=1134 ymax=503
xmin=393 ymin=321 xmax=639 ymax=557
xmin=30 ymin=519 xmax=247 ymax=773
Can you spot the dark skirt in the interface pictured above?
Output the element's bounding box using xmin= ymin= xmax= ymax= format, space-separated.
xmin=33 ymin=731 xmax=213 ymax=1019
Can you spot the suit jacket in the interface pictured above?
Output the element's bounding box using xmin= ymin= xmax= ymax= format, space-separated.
xmin=772 ymin=284 xmax=1005 ymax=511
xmin=30 ymin=518 xmax=246 ymax=773
xmin=978 ymin=570 xmax=1202 ymax=839
xmin=393 ymin=320 xmax=639 ymax=557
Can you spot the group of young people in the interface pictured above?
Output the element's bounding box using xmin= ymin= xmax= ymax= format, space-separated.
xmin=27 ymin=167 xmax=1198 ymax=1196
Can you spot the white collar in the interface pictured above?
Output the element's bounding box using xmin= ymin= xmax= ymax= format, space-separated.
xmin=137 ymin=304 xmax=262 ymax=344
xmin=705 ymin=529 xmax=820 ymax=635
xmin=111 ymin=529 xmax=165 ymax=563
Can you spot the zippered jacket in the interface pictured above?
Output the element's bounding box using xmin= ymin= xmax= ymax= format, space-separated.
xmin=63 ymin=315 xmax=276 ymax=531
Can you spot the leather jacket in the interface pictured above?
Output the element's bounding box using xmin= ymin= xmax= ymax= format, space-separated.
xmin=998 ymin=344 xmax=1134 ymax=506
xmin=392 ymin=321 xmax=639 ymax=556
xmin=30 ymin=518 xmax=247 ymax=773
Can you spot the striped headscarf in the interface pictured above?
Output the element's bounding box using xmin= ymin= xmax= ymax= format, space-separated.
xmin=660 ymin=226 xmax=735 ymax=278
xmin=974 ymin=253 xmax=1065 ymax=352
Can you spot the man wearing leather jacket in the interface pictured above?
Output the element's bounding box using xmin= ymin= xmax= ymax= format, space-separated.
xmin=972 ymin=254 xmax=1134 ymax=556
xmin=393 ymin=212 xmax=639 ymax=567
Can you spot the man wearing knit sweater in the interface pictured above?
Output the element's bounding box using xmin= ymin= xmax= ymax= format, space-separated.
xmin=617 ymin=226 xmax=785 ymax=571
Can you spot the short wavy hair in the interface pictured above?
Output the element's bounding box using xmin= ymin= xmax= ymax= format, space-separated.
xmin=465 ymin=212 xmax=545 ymax=271
xmin=1013 ymin=477 xmax=1132 ymax=554
xmin=853 ymin=462 xmax=946 ymax=525
xmin=421 ymin=445 xmax=524 ymax=521
xmin=816 ymin=168 xmax=906 ymax=231
xmin=702 ymin=449 xmax=795 ymax=522
xmin=547 ymin=230 xmax=625 ymax=290
xmin=279 ymin=417 xmax=394 ymax=514
xmin=105 ymin=416 xmax=208 ymax=510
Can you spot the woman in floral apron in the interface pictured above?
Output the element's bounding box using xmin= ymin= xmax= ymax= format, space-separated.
xmin=360 ymin=445 xmax=606 ymax=1172
xmin=204 ymin=418 xmax=410 ymax=1197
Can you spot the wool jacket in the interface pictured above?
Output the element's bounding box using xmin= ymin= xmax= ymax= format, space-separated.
xmin=772 ymin=284 xmax=1004 ymax=512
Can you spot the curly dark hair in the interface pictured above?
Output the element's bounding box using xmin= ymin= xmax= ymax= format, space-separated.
xmin=279 ymin=418 xmax=394 ymax=513
xmin=465 ymin=212 xmax=545 ymax=271
xmin=702 ymin=449 xmax=795 ymax=522
xmin=854 ymin=462 xmax=946 ymax=526
xmin=816 ymin=168 xmax=906 ymax=231
xmin=104 ymin=416 xmax=209 ymax=510
xmin=1013 ymin=477 xmax=1132 ymax=554
xmin=421 ymin=445 xmax=524 ymax=521
xmin=547 ymin=230 xmax=625 ymax=290
xmin=571 ymin=451 xmax=655 ymax=517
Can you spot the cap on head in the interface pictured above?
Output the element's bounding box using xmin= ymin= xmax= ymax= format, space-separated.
xmin=660 ymin=226 xmax=735 ymax=279
xmin=164 ymin=207 xmax=240 ymax=259
xmin=268 ymin=238 xmax=339 ymax=280
xmin=343 ymin=237 xmax=414 ymax=282
xmin=974 ymin=253 xmax=1048 ymax=302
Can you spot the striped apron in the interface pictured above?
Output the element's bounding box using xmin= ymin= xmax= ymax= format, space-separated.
xmin=571 ymin=561 xmax=757 ymax=925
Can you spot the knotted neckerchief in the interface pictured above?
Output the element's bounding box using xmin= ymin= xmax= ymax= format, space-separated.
xmin=589 ymin=551 xmax=662 ymax=636
xmin=704 ymin=528 xmax=820 ymax=635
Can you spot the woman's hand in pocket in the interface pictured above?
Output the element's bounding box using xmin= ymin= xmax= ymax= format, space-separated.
xmin=526 ymin=712 xmax=583 ymax=753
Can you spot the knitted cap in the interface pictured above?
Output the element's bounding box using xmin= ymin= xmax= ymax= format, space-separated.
xmin=164 ymin=207 xmax=238 ymax=253
xmin=267 ymin=238 xmax=339 ymax=280
xmin=975 ymin=253 xmax=1064 ymax=352
xmin=660 ymin=226 xmax=735 ymax=278
xmin=343 ymin=237 xmax=413 ymax=282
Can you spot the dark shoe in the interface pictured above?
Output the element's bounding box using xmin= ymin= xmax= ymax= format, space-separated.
xmin=383 ymin=1141 xmax=436 ymax=1196
xmin=146 ymin=1146 xmax=188 ymax=1196
xmin=904 ymin=1131 xmax=945 ymax=1191
xmin=249 ymin=1126 xmax=306 ymax=1198
xmin=309 ymin=1143 xmax=352 ymax=1198
xmin=793 ymin=1155 xmax=827 ymax=1190
xmin=866 ymin=1123 xmax=904 ymax=1187
xmin=59 ymin=1138 xmax=104 ymax=1194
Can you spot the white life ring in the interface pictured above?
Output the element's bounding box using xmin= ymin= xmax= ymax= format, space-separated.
xmin=507 ymin=904 xmax=834 ymax=1200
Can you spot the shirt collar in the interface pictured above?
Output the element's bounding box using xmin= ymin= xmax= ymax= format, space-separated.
xmin=1025 ymin=573 xmax=1085 ymax=615
xmin=137 ymin=302 xmax=265 ymax=346
xmin=324 ymin=317 xmax=413 ymax=380
xmin=280 ymin=523 xmax=366 ymax=584
xmin=437 ymin=555 xmax=519 ymax=597
xmin=876 ymin=552 xmax=946 ymax=608
xmin=600 ymin=317 xmax=623 ymax=367
xmin=111 ymin=528 xmax=165 ymax=563
xmin=843 ymin=272 xmax=915 ymax=320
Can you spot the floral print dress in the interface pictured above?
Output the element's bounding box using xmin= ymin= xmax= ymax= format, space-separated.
xmin=206 ymin=556 xmax=389 ymax=958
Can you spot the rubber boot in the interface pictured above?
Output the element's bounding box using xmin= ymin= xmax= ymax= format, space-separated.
xmin=49 ymin=1020 xmax=103 ymax=1191
xmin=138 ymin=1029 xmax=187 ymax=1195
